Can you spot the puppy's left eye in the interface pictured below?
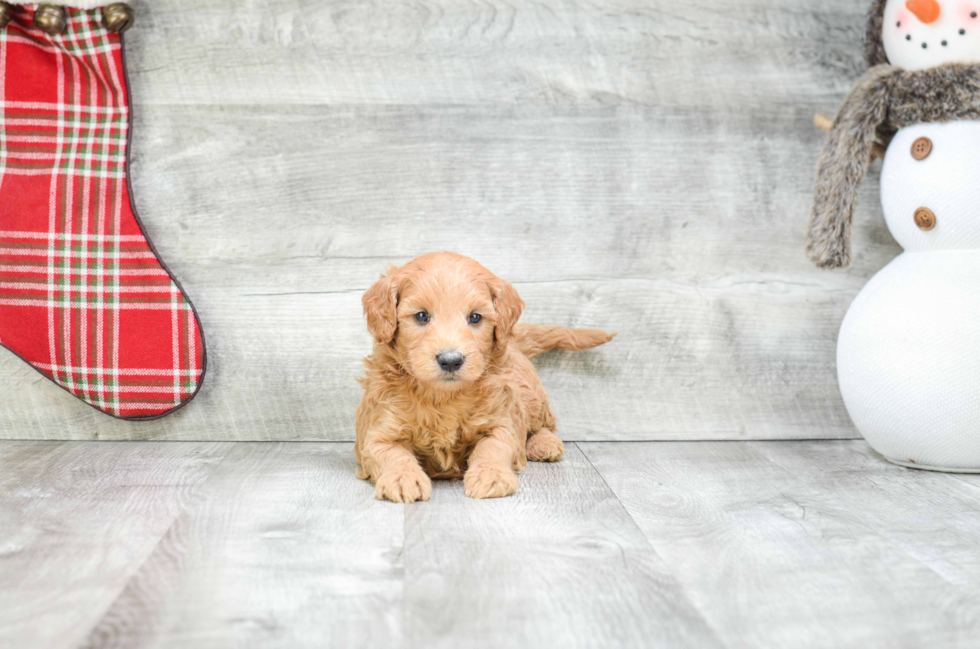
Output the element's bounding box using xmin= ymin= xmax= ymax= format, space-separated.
xmin=468 ymin=313 xmax=482 ymax=325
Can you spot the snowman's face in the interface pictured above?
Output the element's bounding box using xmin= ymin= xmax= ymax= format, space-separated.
xmin=882 ymin=0 xmax=980 ymax=69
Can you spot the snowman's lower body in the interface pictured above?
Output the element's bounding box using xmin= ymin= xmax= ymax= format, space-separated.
xmin=838 ymin=251 xmax=980 ymax=472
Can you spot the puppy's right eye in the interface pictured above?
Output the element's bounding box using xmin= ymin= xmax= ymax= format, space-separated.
xmin=414 ymin=312 xmax=430 ymax=324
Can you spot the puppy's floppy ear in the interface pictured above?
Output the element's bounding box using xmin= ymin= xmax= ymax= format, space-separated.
xmin=363 ymin=265 xmax=401 ymax=345
xmin=490 ymin=277 xmax=524 ymax=345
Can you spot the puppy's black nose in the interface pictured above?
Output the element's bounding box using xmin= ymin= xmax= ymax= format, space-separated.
xmin=437 ymin=351 xmax=465 ymax=373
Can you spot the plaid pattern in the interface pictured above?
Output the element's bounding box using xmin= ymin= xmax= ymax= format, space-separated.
xmin=0 ymin=6 xmax=205 ymax=419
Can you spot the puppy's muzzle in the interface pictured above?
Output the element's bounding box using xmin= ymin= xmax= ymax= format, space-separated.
xmin=436 ymin=351 xmax=465 ymax=373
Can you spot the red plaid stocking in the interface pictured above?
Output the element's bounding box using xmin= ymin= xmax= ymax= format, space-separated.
xmin=0 ymin=4 xmax=206 ymax=419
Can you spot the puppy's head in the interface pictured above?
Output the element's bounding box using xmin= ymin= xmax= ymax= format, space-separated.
xmin=362 ymin=252 xmax=524 ymax=391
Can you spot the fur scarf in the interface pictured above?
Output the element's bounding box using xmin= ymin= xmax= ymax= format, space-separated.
xmin=807 ymin=63 xmax=980 ymax=268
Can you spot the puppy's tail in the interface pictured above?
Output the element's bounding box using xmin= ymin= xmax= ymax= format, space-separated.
xmin=512 ymin=323 xmax=616 ymax=359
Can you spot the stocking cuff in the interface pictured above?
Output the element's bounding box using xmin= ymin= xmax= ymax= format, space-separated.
xmin=6 ymin=1 xmax=130 ymax=8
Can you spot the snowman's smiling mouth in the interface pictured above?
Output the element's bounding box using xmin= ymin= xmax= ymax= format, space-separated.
xmin=902 ymin=28 xmax=964 ymax=49
xmin=897 ymin=9 xmax=979 ymax=51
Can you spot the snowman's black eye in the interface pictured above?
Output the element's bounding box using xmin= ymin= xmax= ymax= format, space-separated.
xmin=922 ymin=42 xmax=928 ymax=48
xmin=897 ymin=21 xmax=902 ymax=27
xmin=907 ymin=34 xmax=913 ymax=41
xmin=972 ymin=12 xmax=977 ymax=18
xmin=942 ymin=40 xmax=948 ymax=46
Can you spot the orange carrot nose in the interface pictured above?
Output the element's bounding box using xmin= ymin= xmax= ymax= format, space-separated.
xmin=906 ymin=0 xmax=941 ymax=24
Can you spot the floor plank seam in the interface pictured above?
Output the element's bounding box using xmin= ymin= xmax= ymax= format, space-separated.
xmin=752 ymin=442 xmax=980 ymax=593
xmin=945 ymin=473 xmax=980 ymax=491
xmin=70 ymin=441 xmax=240 ymax=647
xmin=573 ymin=442 xmax=732 ymax=648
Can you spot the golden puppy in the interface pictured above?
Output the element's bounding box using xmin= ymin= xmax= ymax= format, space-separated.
xmin=355 ymin=252 xmax=614 ymax=502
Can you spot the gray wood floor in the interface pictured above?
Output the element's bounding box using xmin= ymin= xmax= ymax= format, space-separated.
xmin=2 ymin=440 xmax=980 ymax=648
xmin=2 ymin=0 xmax=892 ymax=441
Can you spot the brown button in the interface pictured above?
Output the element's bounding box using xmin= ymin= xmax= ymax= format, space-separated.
xmin=911 ymin=136 xmax=932 ymax=160
xmin=914 ymin=207 xmax=936 ymax=231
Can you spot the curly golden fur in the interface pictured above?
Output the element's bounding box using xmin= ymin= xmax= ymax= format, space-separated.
xmin=355 ymin=252 xmax=615 ymax=502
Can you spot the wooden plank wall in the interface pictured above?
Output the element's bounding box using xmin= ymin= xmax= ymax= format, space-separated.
xmin=0 ymin=0 xmax=899 ymax=441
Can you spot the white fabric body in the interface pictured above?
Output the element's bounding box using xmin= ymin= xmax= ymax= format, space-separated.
xmin=838 ymin=121 xmax=980 ymax=470
xmin=881 ymin=121 xmax=980 ymax=251
xmin=882 ymin=0 xmax=980 ymax=69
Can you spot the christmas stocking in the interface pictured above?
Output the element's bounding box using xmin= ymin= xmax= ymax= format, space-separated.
xmin=0 ymin=2 xmax=206 ymax=419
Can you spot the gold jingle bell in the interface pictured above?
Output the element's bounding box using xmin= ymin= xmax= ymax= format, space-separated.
xmin=102 ymin=3 xmax=134 ymax=34
xmin=34 ymin=4 xmax=67 ymax=34
xmin=0 ymin=2 xmax=12 ymax=29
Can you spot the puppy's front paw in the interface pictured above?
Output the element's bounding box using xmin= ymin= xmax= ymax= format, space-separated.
xmin=375 ymin=467 xmax=432 ymax=503
xmin=464 ymin=465 xmax=519 ymax=499
xmin=526 ymin=432 xmax=564 ymax=462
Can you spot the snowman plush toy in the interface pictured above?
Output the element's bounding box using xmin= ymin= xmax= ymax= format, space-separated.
xmin=809 ymin=0 xmax=980 ymax=471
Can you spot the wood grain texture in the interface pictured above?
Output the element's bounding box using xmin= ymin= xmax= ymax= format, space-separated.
xmin=0 ymin=0 xmax=898 ymax=440
xmin=78 ymin=442 xmax=405 ymax=649
xmin=401 ymin=442 xmax=721 ymax=649
xmin=0 ymin=441 xmax=231 ymax=649
xmin=0 ymin=440 xmax=724 ymax=649
xmin=580 ymin=440 xmax=980 ymax=648
xmin=7 ymin=440 xmax=980 ymax=648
